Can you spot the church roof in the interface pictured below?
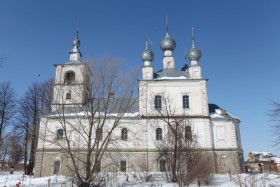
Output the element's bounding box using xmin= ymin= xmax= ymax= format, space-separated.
xmin=154 ymin=68 xmax=190 ymax=79
xmin=48 ymin=100 xmax=238 ymax=121
xmin=49 ymin=98 xmax=139 ymax=118
xmin=209 ymin=103 xmax=239 ymax=121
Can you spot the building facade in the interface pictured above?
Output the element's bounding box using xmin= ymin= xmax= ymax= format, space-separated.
xmin=34 ymin=27 xmax=244 ymax=177
xmin=246 ymin=152 xmax=280 ymax=173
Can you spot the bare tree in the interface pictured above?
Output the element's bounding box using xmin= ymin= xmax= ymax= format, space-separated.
xmin=16 ymin=97 xmax=31 ymax=174
xmin=40 ymin=57 xmax=136 ymax=187
xmin=152 ymin=95 xmax=213 ymax=186
xmin=0 ymin=56 xmax=5 ymax=67
xmin=15 ymin=79 xmax=53 ymax=174
xmin=0 ymin=133 xmax=10 ymax=171
xmin=7 ymin=134 xmax=23 ymax=167
xmin=39 ymin=78 xmax=54 ymax=115
xmin=269 ymin=101 xmax=280 ymax=149
xmin=0 ymin=133 xmax=22 ymax=171
xmin=18 ymin=83 xmax=41 ymax=175
xmin=0 ymin=81 xmax=16 ymax=140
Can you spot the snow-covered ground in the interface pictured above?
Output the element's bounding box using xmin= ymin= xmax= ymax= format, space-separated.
xmin=1 ymin=172 xmax=280 ymax=187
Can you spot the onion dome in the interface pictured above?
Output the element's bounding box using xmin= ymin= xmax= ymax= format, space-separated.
xmin=72 ymin=31 xmax=80 ymax=48
xmin=187 ymin=27 xmax=201 ymax=61
xmin=141 ymin=40 xmax=154 ymax=62
xmin=160 ymin=32 xmax=176 ymax=51
xmin=187 ymin=47 xmax=201 ymax=61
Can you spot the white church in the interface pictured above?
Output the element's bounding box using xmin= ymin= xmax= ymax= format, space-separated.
xmin=34 ymin=26 xmax=244 ymax=177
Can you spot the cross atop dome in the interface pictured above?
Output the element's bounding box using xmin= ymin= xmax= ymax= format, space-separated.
xmin=187 ymin=27 xmax=202 ymax=65
xmin=68 ymin=25 xmax=82 ymax=63
xmin=161 ymin=16 xmax=176 ymax=69
xmin=160 ymin=16 xmax=176 ymax=52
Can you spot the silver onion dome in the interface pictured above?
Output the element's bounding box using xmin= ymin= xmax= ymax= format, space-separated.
xmin=73 ymin=36 xmax=80 ymax=47
xmin=141 ymin=48 xmax=154 ymax=62
xmin=72 ymin=28 xmax=80 ymax=48
xmin=187 ymin=47 xmax=201 ymax=61
xmin=160 ymin=32 xmax=176 ymax=51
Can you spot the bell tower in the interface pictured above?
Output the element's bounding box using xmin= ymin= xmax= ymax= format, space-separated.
xmin=51 ymin=29 xmax=91 ymax=111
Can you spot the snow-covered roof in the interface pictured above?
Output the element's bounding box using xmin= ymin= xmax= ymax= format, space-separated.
xmin=48 ymin=100 xmax=237 ymax=121
xmin=48 ymin=98 xmax=139 ymax=118
xmin=249 ymin=152 xmax=280 ymax=164
xmin=154 ymin=68 xmax=190 ymax=80
xmin=209 ymin=103 xmax=239 ymax=121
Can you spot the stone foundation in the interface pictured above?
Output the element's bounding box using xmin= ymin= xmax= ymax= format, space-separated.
xmin=34 ymin=149 xmax=244 ymax=177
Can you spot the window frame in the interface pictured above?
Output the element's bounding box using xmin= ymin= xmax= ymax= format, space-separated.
xmin=66 ymin=91 xmax=71 ymax=100
xmin=120 ymin=160 xmax=126 ymax=172
xmin=121 ymin=128 xmax=128 ymax=140
xmin=159 ymin=160 xmax=166 ymax=172
xmin=182 ymin=95 xmax=190 ymax=109
xmin=57 ymin=129 xmax=64 ymax=140
xmin=53 ymin=161 xmax=61 ymax=175
xmin=185 ymin=126 xmax=192 ymax=141
xmin=96 ymin=128 xmax=103 ymax=141
xmin=155 ymin=95 xmax=162 ymax=109
xmin=156 ymin=128 xmax=163 ymax=140
xmin=93 ymin=160 xmax=101 ymax=173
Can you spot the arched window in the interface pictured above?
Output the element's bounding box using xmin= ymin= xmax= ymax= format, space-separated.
xmin=64 ymin=71 xmax=75 ymax=85
xmin=185 ymin=126 xmax=192 ymax=140
xmin=53 ymin=161 xmax=60 ymax=175
xmin=156 ymin=128 xmax=162 ymax=140
xmin=57 ymin=129 xmax=63 ymax=140
xmin=121 ymin=128 xmax=128 ymax=140
xmin=66 ymin=91 xmax=71 ymax=100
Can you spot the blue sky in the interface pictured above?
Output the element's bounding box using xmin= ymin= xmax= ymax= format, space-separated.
xmin=1 ymin=0 xmax=280 ymax=159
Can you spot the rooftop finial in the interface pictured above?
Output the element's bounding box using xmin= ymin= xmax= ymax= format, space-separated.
xmin=166 ymin=15 xmax=169 ymax=33
xmin=145 ymin=38 xmax=153 ymax=49
xmin=192 ymin=26 xmax=195 ymax=48
xmin=76 ymin=23 xmax=79 ymax=39
xmin=187 ymin=26 xmax=202 ymax=62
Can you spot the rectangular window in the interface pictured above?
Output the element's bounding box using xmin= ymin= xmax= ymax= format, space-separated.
xmin=120 ymin=161 xmax=126 ymax=172
xmin=216 ymin=125 xmax=225 ymax=141
xmin=121 ymin=128 xmax=128 ymax=140
xmin=53 ymin=161 xmax=60 ymax=175
xmin=159 ymin=160 xmax=166 ymax=172
xmin=155 ymin=95 xmax=162 ymax=109
xmin=93 ymin=160 xmax=101 ymax=173
xmin=182 ymin=95 xmax=189 ymax=109
xmin=156 ymin=128 xmax=162 ymax=140
xmin=185 ymin=126 xmax=192 ymax=141
xmin=96 ymin=128 xmax=103 ymax=141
